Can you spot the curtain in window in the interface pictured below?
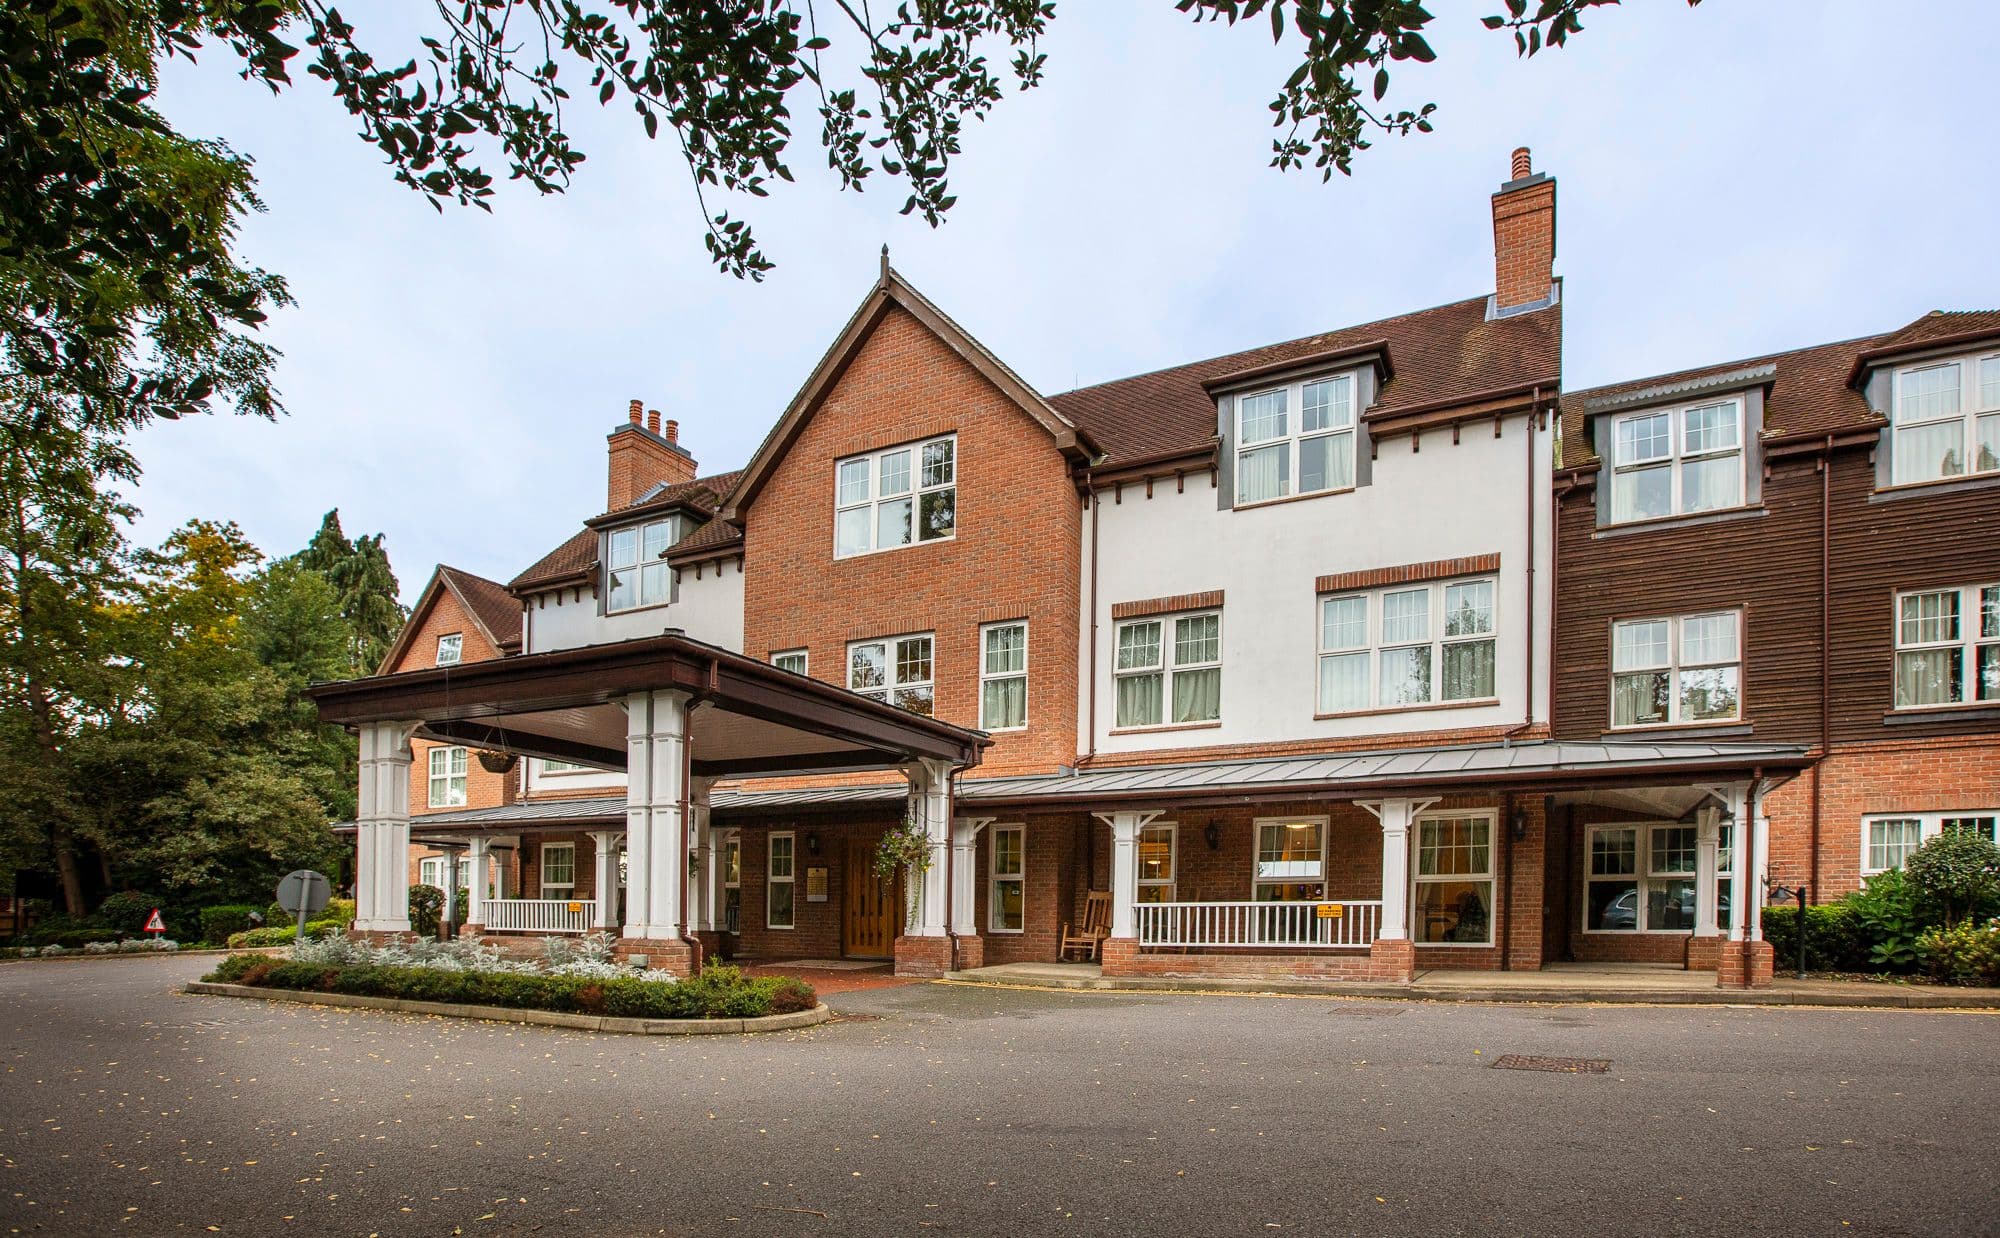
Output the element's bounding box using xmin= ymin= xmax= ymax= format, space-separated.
xmin=1171 ymin=667 xmax=1220 ymax=723
xmin=982 ymin=677 xmax=1026 ymax=729
xmin=1613 ymin=671 xmax=1669 ymax=726
xmin=1317 ymin=652 xmax=1369 ymax=712
xmin=1442 ymin=639 xmax=1495 ymax=700
xmin=1236 ymin=443 xmax=1287 ymax=503
xmin=1117 ymin=673 xmax=1162 ymax=728
xmin=1894 ymin=649 xmax=1960 ymax=707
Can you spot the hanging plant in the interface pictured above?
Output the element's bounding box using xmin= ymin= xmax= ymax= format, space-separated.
xmin=476 ymin=750 xmax=519 ymax=774
xmin=874 ymin=816 xmax=934 ymax=924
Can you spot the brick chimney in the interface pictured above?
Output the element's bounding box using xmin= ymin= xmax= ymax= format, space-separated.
xmin=1491 ymin=146 xmax=1557 ymax=315
xmin=606 ymin=397 xmax=698 ymax=511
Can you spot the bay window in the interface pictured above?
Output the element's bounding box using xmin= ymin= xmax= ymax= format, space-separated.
xmin=1607 ymin=396 xmax=1745 ymax=523
xmin=1253 ymin=818 xmax=1325 ymax=901
xmin=1864 ymin=812 xmax=1999 ymax=874
xmin=835 ymin=434 xmax=956 ymax=558
xmin=1611 ymin=610 xmax=1741 ymax=727
xmin=1114 ymin=612 xmax=1221 ymax=728
xmin=1893 ymin=584 xmax=2000 ymax=708
xmin=1136 ymin=823 xmax=1176 ymax=904
xmin=979 ymin=621 xmax=1028 ymax=731
xmin=1585 ymin=823 xmax=1734 ymax=933
xmin=990 ymin=825 xmax=1024 ymax=932
xmin=1234 ymin=373 xmax=1357 ymax=505
xmin=849 ymin=634 xmax=935 ymax=716
xmin=1317 ymin=577 xmax=1497 ymax=713
xmin=427 ymin=746 xmax=467 ymax=807
xmin=1889 ymin=354 xmax=2000 ymax=485
xmin=768 ymin=832 xmax=795 ymax=929
xmin=606 ymin=516 xmax=680 ymax=612
xmin=1412 ymin=812 xmax=1494 ymax=945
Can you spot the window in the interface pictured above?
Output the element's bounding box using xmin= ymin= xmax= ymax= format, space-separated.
xmin=979 ymin=622 xmax=1028 ymax=731
xmin=772 ymin=649 xmax=809 ymax=676
xmin=835 ymin=434 xmax=956 ymax=558
xmin=1114 ymin=612 xmax=1221 ymax=728
xmin=1893 ymin=584 xmax=2000 ymax=708
xmin=1608 ymin=397 xmax=1745 ymax=522
xmin=1413 ymin=812 xmax=1494 ymax=945
xmin=1317 ymin=578 xmax=1497 ymax=713
xmin=1136 ymin=823 xmax=1176 ymax=904
xmin=990 ymin=825 xmax=1024 ymax=932
xmin=1611 ymin=610 xmax=1741 ymax=727
xmin=1234 ymin=374 xmax=1358 ymax=505
xmin=1863 ymin=812 xmax=1999 ymax=873
xmin=849 ymin=634 xmax=935 ymax=715
xmin=767 ymin=832 xmax=795 ymax=929
xmin=427 ymin=746 xmax=467 ymax=807
xmin=539 ymin=759 xmax=590 ymax=775
xmin=1585 ymin=823 xmax=1735 ymax=932
xmin=723 ymin=832 xmax=742 ymax=933
xmin=538 ymin=843 xmax=575 ymax=898
xmin=1890 ymin=354 xmax=2000 ymax=485
xmin=1253 ymin=818 xmax=1325 ymax=901
xmin=606 ymin=516 xmax=681 ymax=612
xmin=435 ymin=633 xmax=463 ymax=666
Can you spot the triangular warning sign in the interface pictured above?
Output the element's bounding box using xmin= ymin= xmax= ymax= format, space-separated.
xmin=143 ymin=908 xmax=165 ymax=934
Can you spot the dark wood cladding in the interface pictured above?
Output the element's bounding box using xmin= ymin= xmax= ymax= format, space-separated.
xmin=1554 ymin=448 xmax=2000 ymax=745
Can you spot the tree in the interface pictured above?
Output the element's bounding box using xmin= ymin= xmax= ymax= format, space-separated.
xmin=291 ymin=510 xmax=405 ymax=672
xmin=1905 ymin=829 xmax=2000 ymax=929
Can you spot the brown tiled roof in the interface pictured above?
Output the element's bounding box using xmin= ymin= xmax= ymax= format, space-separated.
xmin=439 ymin=565 xmax=521 ymax=649
xmin=1049 ymin=293 xmax=1562 ymax=467
xmin=666 ymin=515 xmax=745 ymax=561
xmin=511 ymin=470 xmax=743 ymax=592
xmin=1559 ymin=309 xmax=2000 ymax=466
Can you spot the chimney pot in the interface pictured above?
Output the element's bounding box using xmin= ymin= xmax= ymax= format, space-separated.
xmin=627 ymin=398 xmax=643 ymax=425
xmin=645 ymin=409 xmax=661 ymax=435
xmin=1511 ymin=146 xmax=1532 ymax=181
xmin=664 ymin=419 xmax=680 ymax=443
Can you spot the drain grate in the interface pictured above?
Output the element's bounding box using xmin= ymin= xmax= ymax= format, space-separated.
xmin=1490 ymin=1054 xmax=1609 ymax=1074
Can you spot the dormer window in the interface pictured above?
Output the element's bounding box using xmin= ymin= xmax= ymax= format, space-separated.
xmin=435 ymin=633 xmax=462 ymax=666
xmin=835 ymin=434 xmax=956 ymax=558
xmin=1607 ymin=396 xmax=1744 ymax=523
xmin=605 ymin=516 xmax=681 ymax=612
xmin=1234 ymin=374 xmax=1356 ymax=506
xmin=1889 ymin=354 xmax=2000 ymax=485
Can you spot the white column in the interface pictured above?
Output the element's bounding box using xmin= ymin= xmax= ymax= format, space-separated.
xmin=623 ymin=690 xmax=689 ymax=940
xmin=1374 ymin=799 xmax=1415 ymax=942
xmin=901 ymin=759 xmax=953 ymax=936
xmin=1750 ymin=809 xmax=1771 ymax=943
xmin=354 ymin=721 xmax=419 ymax=933
xmin=440 ymin=848 xmax=458 ymax=930
xmin=465 ymin=836 xmax=489 ymax=927
xmin=950 ymin=817 xmax=994 ymax=936
xmin=1095 ymin=810 xmax=1161 ymax=940
xmin=587 ymin=830 xmax=622 ymax=930
xmin=1719 ymin=783 xmax=1750 ymax=942
xmin=687 ymin=777 xmax=717 ymax=932
xmin=1693 ymin=805 xmax=1721 ymax=939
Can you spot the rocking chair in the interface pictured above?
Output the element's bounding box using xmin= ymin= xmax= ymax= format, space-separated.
xmin=1059 ymin=890 xmax=1113 ymax=962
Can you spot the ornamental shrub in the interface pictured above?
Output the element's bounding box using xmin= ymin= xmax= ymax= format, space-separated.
xmin=226 ymin=920 xmax=344 ymax=948
xmin=409 ymin=885 xmax=445 ymax=937
xmin=95 ymin=891 xmax=164 ymax=934
xmin=766 ymin=977 xmax=818 ymax=1015
xmin=1841 ymin=869 xmax=1930 ymax=972
xmin=199 ymin=905 xmax=261 ymax=946
xmin=1760 ymin=903 xmax=1869 ymax=973
xmin=1904 ymin=830 xmax=2000 ymax=928
xmin=1916 ymin=919 xmax=2000 ymax=987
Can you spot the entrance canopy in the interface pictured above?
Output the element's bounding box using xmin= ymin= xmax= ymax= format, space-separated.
xmin=310 ymin=632 xmax=989 ymax=778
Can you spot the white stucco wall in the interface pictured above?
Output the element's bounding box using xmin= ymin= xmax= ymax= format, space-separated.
xmin=524 ymin=558 xmax=746 ymax=655
xmin=1085 ymin=413 xmax=1554 ymax=756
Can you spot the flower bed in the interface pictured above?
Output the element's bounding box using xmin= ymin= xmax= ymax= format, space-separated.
xmin=6 ymin=938 xmax=182 ymax=959
xmin=201 ymin=934 xmax=816 ymax=1020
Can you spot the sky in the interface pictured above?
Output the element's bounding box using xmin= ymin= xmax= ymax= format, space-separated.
xmin=136 ymin=1 xmax=2000 ymax=604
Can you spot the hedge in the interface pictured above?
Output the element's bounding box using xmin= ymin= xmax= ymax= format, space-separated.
xmin=202 ymin=955 xmax=818 ymax=1020
xmin=198 ymin=905 xmax=262 ymax=946
xmin=1760 ymin=903 xmax=1871 ymax=973
xmin=226 ymin=920 xmax=345 ymax=948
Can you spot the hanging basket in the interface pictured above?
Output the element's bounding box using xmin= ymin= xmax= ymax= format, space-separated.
xmin=476 ymin=750 xmax=519 ymax=774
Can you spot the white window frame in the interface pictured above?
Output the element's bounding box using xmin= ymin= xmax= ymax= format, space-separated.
xmin=772 ymin=649 xmax=809 ymax=676
xmin=1112 ymin=610 xmax=1222 ymax=730
xmin=427 ymin=746 xmax=467 ymax=808
xmin=1316 ymin=577 xmax=1499 ymax=714
xmin=1862 ymin=812 xmax=1998 ymax=874
xmin=847 ymin=633 xmax=935 ymax=716
xmin=605 ymin=516 xmax=682 ymax=613
xmin=538 ymin=842 xmax=576 ymax=898
xmin=989 ymin=824 xmax=1025 ymax=934
xmin=1609 ymin=610 xmax=1743 ymax=729
xmin=1888 ymin=353 xmax=2000 ymax=486
xmin=978 ymin=621 xmax=1029 ymax=732
xmin=767 ymin=831 xmax=796 ymax=930
xmin=722 ymin=831 xmax=742 ymax=934
xmin=1410 ymin=810 xmax=1496 ymax=947
xmin=538 ymin=758 xmax=590 ymax=776
xmin=435 ymin=633 xmax=463 ymax=666
xmin=834 ymin=433 xmax=957 ymax=559
xmin=1251 ymin=816 xmax=1327 ymax=902
xmin=1892 ymin=583 xmax=2000 ymax=709
xmin=1607 ymin=396 xmax=1747 ymax=524
xmin=1232 ymin=372 xmax=1359 ymax=507
xmin=1583 ymin=822 xmax=1735 ymax=934
xmin=1136 ymin=822 xmax=1177 ymax=905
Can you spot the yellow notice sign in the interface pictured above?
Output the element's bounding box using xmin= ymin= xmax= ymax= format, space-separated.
xmin=1315 ymin=903 xmax=1342 ymax=919
xmin=567 ymin=902 xmax=585 ymax=914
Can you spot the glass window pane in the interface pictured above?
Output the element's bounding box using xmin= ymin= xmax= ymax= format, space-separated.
xmin=1298 ymin=432 xmax=1353 ymax=494
xmin=1256 ymin=821 xmax=1322 ymax=879
xmin=878 ymin=449 xmax=912 ymax=495
xmin=1174 ymin=614 xmax=1220 ymax=665
xmin=1678 ymin=665 xmax=1739 ymax=720
xmin=1379 ymin=645 xmax=1432 ymax=706
xmin=1899 ymin=591 xmax=1959 ymax=645
xmin=770 ymin=835 xmax=793 ymax=877
xmin=1301 ymin=376 xmax=1353 ymax=432
xmin=1317 ymin=652 xmax=1370 ymax=713
xmin=1681 ymin=613 xmax=1739 ymax=664
xmin=1414 ymin=879 xmax=1491 ymax=944
xmin=993 ymin=881 xmax=1023 ymax=931
xmin=642 ymin=519 xmax=675 ymax=559
xmin=1982 ymin=357 xmax=2000 ymax=410
xmin=1611 ymin=464 xmax=1671 ymax=522
xmin=1613 ymin=670 xmax=1671 ymax=726
xmin=1682 ymin=402 xmax=1740 ymax=453
xmin=1444 ymin=580 xmax=1494 ymax=636
xmin=985 ymin=624 xmax=1026 ymax=674
xmin=1681 ymin=454 xmax=1741 ymax=512
xmin=1591 ymin=828 xmax=1637 ymax=876
xmin=640 ymin=561 xmax=671 ymax=607
xmin=895 ymin=637 xmax=932 ymax=686
xmin=606 ymin=567 xmax=634 ymax=612
xmin=1115 ymin=672 xmax=1163 ymax=727
xmin=1320 ymin=596 xmax=1367 ymax=650
xmin=1587 ymin=881 xmax=1639 ymax=931
xmin=1650 ymin=826 xmax=1696 ymax=875
xmin=876 ymin=496 xmax=912 ymax=548
xmin=1239 ymin=390 xmax=1288 ymax=444
xmin=1613 ymin=620 xmax=1670 ymax=671
xmin=838 ymin=458 xmax=872 ymax=505
xmin=768 ymin=882 xmax=794 ymax=927
xmin=1980 ymin=644 xmax=2000 ymax=702
xmin=1985 ymin=587 xmax=2000 ymax=640
xmin=1646 ymin=879 xmax=1696 ymax=931
xmin=1978 ymin=413 xmax=2000 ymax=474
xmin=1897 ymin=363 xmax=1961 ymax=423
xmin=848 ymin=642 xmax=886 ymax=691
xmin=1236 ymin=443 xmax=1289 ymax=503
xmin=1138 ymin=826 xmax=1174 ymax=882
xmin=608 ymin=527 xmax=638 ymax=569
xmin=835 ymin=505 xmax=871 ymax=557
xmin=918 ymin=488 xmax=955 ymax=541
xmin=1895 ymin=648 xmax=1962 ymax=707
xmin=921 ymin=438 xmax=954 ymax=488
xmin=981 ymin=677 xmax=1026 ymax=729
xmin=1442 ymin=639 xmax=1496 ymax=701
xmin=1171 ymin=666 xmax=1221 ymax=723
xmin=1380 ymin=589 xmax=1430 ymax=645
xmin=1116 ymin=621 xmax=1161 ymax=670
xmin=1616 ymin=412 xmax=1672 ymax=463
xmin=993 ymin=828 xmax=1022 ymax=876
xmin=1894 ymin=420 xmax=1966 ymax=484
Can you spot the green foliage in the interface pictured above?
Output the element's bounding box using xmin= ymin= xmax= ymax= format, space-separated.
xmin=1903 ymin=830 xmax=2000 ymax=928
xmin=202 ymin=955 xmax=816 ymax=1020
xmin=18 ymin=925 xmax=123 ymax=949
xmin=197 ymin=904 xmax=261 ymax=946
xmin=874 ymin=817 xmax=932 ymax=921
xmin=1843 ymin=869 xmax=1930 ymax=973
xmin=95 ymin=891 xmax=163 ymax=933
xmin=1916 ymin=920 xmax=2000 ymax=988
xmin=409 ymin=885 xmax=445 ymax=938
xmin=226 ymin=921 xmax=344 ymax=948
xmin=1759 ymin=902 xmax=1869 ymax=974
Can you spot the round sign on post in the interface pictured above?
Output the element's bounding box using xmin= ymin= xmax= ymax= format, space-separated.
xmin=275 ymin=870 xmax=332 ymax=944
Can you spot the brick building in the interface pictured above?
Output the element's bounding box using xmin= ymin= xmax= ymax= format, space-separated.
xmin=319 ymin=148 xmax=1995 ymax=990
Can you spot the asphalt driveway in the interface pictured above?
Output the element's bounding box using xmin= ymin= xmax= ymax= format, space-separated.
xmin=1 ymin=955 xmax=1995 ymax=1236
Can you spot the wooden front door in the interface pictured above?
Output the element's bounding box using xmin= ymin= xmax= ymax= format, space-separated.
xmin=843 ymin=837 xmax=902 ymax=959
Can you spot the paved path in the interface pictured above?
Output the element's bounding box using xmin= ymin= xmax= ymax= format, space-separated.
xmin=2 ymin=956 xmax=1997 ymax=1236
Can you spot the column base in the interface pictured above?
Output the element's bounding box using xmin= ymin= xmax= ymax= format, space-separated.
xmin=613 ymin=937 xmax=699 ymax=976
xmin=894 ymin=934 xmax=953 ymax=978
xmin=951 ymin=934 xmax=985 ymax=971
xmin=1684 ymin=935 xmax=1723 ymax=972
xmin=347 ymin=928 xmax=414 ymax=945
xmin=1716 ymin=939 xmax=1774 ymax=989
xmin=1100 ymin=937 xmax=1138 ymax=973
xmin=456 ymin=922 xmax=487 ymax=940
xmin=1368 ymin=938 xmax=1417 ymax=984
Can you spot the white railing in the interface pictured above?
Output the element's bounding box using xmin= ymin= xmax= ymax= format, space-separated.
xmin=481 ymin=899 xmax=591 ymax=934
xmin=1134 ymin=900 xmax=1382 ymax=949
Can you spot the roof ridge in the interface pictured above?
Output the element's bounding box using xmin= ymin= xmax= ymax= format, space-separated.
xmin=1565 ymin=327 xmax=1896 ymax=402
